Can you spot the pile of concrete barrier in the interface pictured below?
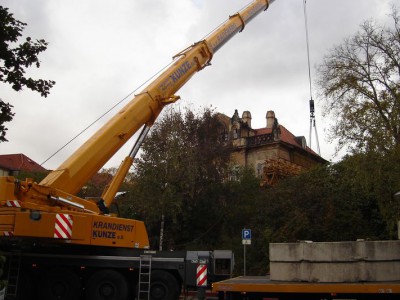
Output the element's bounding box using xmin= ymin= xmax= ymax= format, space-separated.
xmin=269 ymin=240 xmax=400 ymax=282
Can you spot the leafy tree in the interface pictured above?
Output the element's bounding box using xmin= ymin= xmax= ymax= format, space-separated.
xmin=15 ymin=169 xmax=49 ymax=183
xmin=317 ymin=6 xmax=400 ymax=154
xmin=125 ymin=106 xmax=231 ymax=250
xmin=340 ymin=147 xmax=400 ymax=238
xmin=0 ymin=6 xmax=55 ymax=142
xmin=221 ymin=167 xmax=268 ymax=275
xmin=256 ymin=131 xmax=400 ymax=273
xmin=77 ymin=168 xmax=115 ymax=199
xmin=262 ymin=148 xmax=400 ymax=246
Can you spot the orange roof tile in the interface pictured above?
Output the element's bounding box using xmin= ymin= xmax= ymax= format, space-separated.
xmin=255 ymin=125 xmax=319 ymax=156
xmin=0 ymin=154 xmax=47 ymax=172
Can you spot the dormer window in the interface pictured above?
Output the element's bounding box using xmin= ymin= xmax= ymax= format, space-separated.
xmin=295 ymin=136 xmax=307 ymax=149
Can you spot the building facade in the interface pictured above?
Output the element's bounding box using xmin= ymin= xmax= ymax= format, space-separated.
xmin=217 ymin=110 xmax=326 ymax=186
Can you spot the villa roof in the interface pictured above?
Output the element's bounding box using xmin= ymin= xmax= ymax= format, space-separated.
xmin=0 ymin=153 xmax=47 ymax=172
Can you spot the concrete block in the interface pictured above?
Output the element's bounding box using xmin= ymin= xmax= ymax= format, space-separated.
xmin=269 ymin=241 xmax=400 ymax=282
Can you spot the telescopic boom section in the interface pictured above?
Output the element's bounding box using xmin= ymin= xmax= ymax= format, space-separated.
xmin=40 ymin=0 xmax=272 ymax=195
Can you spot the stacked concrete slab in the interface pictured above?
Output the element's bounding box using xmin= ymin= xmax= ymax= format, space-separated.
xmin=269 ymin=241 xmax=400 ymax=282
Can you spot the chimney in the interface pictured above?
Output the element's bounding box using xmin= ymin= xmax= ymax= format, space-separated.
xmin=266 ymin=111 xmax=275 ymax=128
xmin=242 ymin=111 xmax=252 ymax=128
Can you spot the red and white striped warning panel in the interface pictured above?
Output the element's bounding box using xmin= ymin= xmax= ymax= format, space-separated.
xmin=54 ymin=214 xmax=73 ymax=239
xmin=6 ymin=200 xmax=21 ymax=207
xmin=196 ymin=264 xmax=207 ymax=287
xmin=3 ymin=232 xmax=14 ymax=237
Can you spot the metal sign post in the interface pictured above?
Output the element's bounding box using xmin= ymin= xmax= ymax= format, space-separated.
xmin=242 ymin=229 xmax=251 ymax=276
xmin=244 ymin=243 xmax=246 ymax=276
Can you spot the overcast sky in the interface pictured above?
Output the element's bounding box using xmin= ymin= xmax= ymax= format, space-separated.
xmin=1 ymin=0 xmax=396 ymax=170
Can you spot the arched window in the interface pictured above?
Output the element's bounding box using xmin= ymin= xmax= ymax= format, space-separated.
xmin=233 ymin=129 xmax=238 ymax=139
xmin=256 ymin=163 xmax=264 ymax=178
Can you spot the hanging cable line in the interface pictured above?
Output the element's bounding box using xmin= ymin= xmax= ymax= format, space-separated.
xmin=302 ymin=0 xmax=320 ymax=155
xmin=40 ymin=59 xmax=178 ymax=167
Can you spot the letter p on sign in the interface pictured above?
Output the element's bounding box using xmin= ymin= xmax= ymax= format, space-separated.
xmin=242 ymin=229 xmax=251 ymax=239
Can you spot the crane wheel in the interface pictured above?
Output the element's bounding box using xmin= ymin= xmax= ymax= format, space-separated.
xmin=85 ymin=269 xmax=129 ymax=300
xmin=37 ymin=268 xmax=81 ymax=300
xmin=150 ymin=270 xmax=179 ymax=300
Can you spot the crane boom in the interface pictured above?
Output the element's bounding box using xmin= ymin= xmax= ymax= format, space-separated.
xmin=40 ymin=0 xmax=273 ymax=195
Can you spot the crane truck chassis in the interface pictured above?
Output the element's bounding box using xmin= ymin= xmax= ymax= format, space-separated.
xmin=0 ymin=0 xmax=273 ymax=299
xmin=1 ymin=245 xmax=233 ymax=300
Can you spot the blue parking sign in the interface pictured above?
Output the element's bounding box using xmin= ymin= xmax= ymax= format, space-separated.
xmin=242 ymin=229 xmax=251 ymax=240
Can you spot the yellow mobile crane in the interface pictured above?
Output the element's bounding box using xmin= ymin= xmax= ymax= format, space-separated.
xmin=0 ymin=0 xmax=272 ymax=249
xmin=0 ymin=1 xmax=274 ymax=299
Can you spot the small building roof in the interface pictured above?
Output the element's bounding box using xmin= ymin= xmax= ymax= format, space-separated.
xmin=255 ymin=125 xmax=319 ymax=157
xmin=0 ymin=153 xmax=47 ymax=172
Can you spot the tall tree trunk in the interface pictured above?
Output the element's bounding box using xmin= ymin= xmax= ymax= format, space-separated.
xmin=159 ymin=212 xmax=164 ymax=251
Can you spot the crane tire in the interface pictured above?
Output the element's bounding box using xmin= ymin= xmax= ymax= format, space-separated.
xmin=37 ymin=268 xmax=81 ymax=300
xmin=150 ymin=270 xmax=179 ymax=300
xmin=85 ymin=269 xmax=129 ymax=300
